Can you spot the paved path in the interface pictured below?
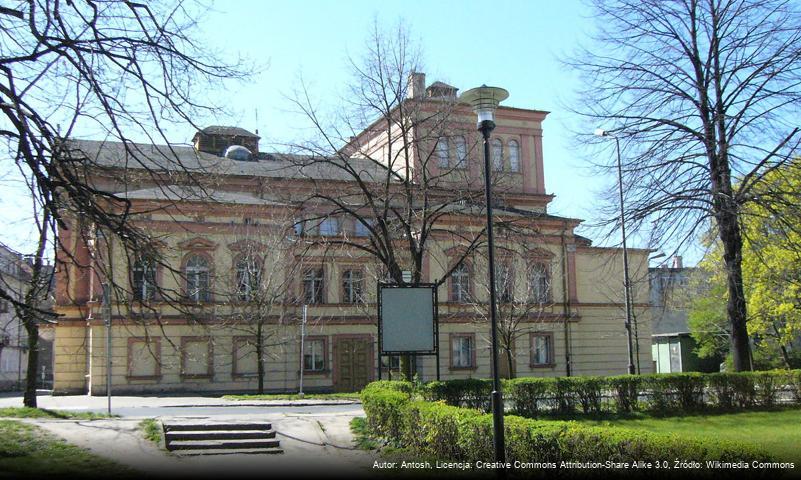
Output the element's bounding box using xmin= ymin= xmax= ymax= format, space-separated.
xmin=1 ymin=392 xmax=377 ymax=478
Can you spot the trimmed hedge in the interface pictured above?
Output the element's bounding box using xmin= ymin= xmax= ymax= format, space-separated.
xmin=420 ymin=370 xmax=801 ymax=417
xmin=362 ymin=381 xmax=774 ymax=469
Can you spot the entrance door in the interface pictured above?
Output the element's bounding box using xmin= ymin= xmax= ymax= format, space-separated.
xmin=334 ymin=336 xmax=373 ymax=392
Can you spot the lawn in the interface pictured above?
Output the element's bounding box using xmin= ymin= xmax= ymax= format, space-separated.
xmin=223 ymin=392 xmax=361 ymax=401
xmin=0 ymin=420 xmax=135 ymax=478
xmin=571 ymin=408 xmax=801 ymax=464
xmin=0 ymin=407 xmax=115 ymax=420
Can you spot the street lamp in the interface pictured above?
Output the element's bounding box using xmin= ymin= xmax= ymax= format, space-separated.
xmin=594 ymin=128 xmax=636 ymax=375
xmin=460 ymin=85 xmax=509 ymax=466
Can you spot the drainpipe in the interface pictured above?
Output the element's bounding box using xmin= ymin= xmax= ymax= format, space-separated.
xmin=560 ymin=226 xmax=572 ymax=377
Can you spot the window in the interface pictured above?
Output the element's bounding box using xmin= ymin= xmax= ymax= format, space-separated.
xmin=450 ymin=262 xmax=471 ymax=303
xmin=508 ymin=140 xmax=520 ymax=172
xmin=303 ymin=268 xmax=325 ymax=304
xmin=495 ymin=262 xmax=513 ymax=303
xmin=531 ymin=333 xmax=554 ymax=367
xmin=303 ymin=338 xmax=326 ymax=372
xmin=381 ymin=355 xmax=401 ymax=370
xmin=293 ymin=219 xmax=306 ymax=236
xmin=437 ymin=137 xmax=449 ymax=168
xmin=454 ymin=136 xmax=467 ymax=168
xmin=185 ymin=254 xmax=210 ymax=302
xmin=492 ymin=139 xmax=503 ymax=171
xmin=127 ymin=337 xmax=161 ymax=379
xmin=236 ymin=257 xmax=261 ymax=301
xmin=528 ymin=263 xmax=550 ymax=304
xmin=181 ymin=337 xmax=213 ymax=379
xmin=354 ymin=219 xmax=372 ymax=237
xmin=132 ymin=258 xmax=156 ymax=301
xmin=451 ymin=334 xmax=475 ymax=369
xmin=342 ymin=269 xmax=364 ymax=304
xmin=319 ymin=218 xmax=339 ymax=236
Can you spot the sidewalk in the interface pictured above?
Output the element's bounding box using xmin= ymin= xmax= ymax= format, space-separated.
xmin=0 ymin=391 xmax=360 ymax=411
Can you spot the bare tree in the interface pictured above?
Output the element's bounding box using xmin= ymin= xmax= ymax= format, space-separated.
xmin=286 ymin=22 xmax=501 ymax=378
xmin=0 ymin=1 xmax=249 ymax=406
xmin=221 ymin=216 xmax=302 ymax=394
xmin=567 ymin=0 xmax=801 ymax=371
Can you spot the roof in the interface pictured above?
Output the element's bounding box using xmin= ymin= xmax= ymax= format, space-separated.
xmin=197 ymin=126 xmax=260 ymax=138
xmin=121 ymin=186 xmax=287 ymax=206
xmin=68 ymin=139 xmax=391 ymax=183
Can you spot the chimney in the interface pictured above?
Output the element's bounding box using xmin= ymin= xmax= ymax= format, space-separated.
xmin=408 ymin=72 xmax=425 ymax=99
xmin=672 ymin=255 xmax=683 ymax=269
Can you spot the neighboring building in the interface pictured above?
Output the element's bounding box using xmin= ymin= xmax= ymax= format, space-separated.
xmin=0 ymin=245 xmax=55 ymax=390
xmin=52 ymin=73 xmax=654 ymax=395
xmin=650 ymin=256 xmax=719 ymax=373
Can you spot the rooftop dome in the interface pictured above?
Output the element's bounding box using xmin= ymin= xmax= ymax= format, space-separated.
xmin=224 ymin=145 xmax=253 ymax=161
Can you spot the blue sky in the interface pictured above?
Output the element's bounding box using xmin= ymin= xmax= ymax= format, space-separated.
xmin=190 ymin=0 xmax=609 ymax=232
xmin=2 ymin=0 xmax=679 ymax=262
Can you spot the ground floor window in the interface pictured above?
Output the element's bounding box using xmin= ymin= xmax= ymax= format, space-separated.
xmin=181 ymin=337 xmax=213 ymax=379
xmin=530 ymin=332 xmax=554 ymax=367
xmin=450 ymin=334 xmax=475 ymax=369
xmin=127 ymin=337 xmax=161 ymax=380
xmin=303 ymin=337 xmax=326 ymax=372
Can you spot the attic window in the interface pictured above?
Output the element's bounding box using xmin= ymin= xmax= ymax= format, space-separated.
xmin=224 ymin=145 xmax=253 ymax=161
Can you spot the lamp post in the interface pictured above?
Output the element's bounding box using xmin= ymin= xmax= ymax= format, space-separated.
xmin=460 ymin=85 xmax=509 ymax=467
xmin=594 ymin=129 xmax=636 ymax=375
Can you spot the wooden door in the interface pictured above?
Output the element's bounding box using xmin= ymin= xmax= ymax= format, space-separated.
xmin=334 ymin=337 xmax=372 ymax=392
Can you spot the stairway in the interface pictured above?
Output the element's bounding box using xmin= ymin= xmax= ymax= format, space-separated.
xmin=162 ymin=421 xmax=283 ymax=455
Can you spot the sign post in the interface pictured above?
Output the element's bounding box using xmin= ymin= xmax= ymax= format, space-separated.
xmin=377 ymin=283 xmax=439 ymax=381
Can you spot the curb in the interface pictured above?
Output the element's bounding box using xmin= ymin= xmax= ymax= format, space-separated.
xmin=134 ymin=400 xmax=363 ymax=409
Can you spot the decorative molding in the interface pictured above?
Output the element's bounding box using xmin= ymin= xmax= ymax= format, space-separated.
xmin=177 ymin=237 xmax=218 ymax=251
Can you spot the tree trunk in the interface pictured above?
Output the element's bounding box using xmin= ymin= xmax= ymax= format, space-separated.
xmin=718 ymin=209 xmax=751 ymax=371
xmin=505 ymin=347 xmax=515 ymax=379
xmin=23 ymin=320 xmax=38 ymax=408
xmin=256 ymin=323 xmax=264 ymax=394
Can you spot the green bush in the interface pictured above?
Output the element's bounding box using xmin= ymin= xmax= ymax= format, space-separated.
xmin=645 ymin=373 xmax=706 ymax=412
xmin=504 ymin=377 xmax=553 ymax=417
xmin=608 ymin=375 xmax=642 ymax=413
xmin=423 ymin=378 xmax=493 ymax=411
xmin=708 ymin=373 xmax=736 ymax=409
xmin=789 ymin=370 xmax=801 ymax=404
xmin=360 ymin=381 xmax=412 ymax=443
xmin=361 ymin=381 xmax=774 ymax=469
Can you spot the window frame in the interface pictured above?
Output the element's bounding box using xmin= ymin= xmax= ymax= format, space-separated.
xmin=450 ymin=262 xmax=471 ymax=303
xmin=530 ymin=332 xmax=555 ymax=368
xmin=436 ymin=137 xmax=450 ymax=168
xmin=341 ymin=268 xmax=365 ymax=304
xmin=453 ymin=136 xmax=467 ymax=169
xmin=450 ymin=333 xmax=477 ymax=370
xmin=302 ymin=267 xmax=325 ymax=304
xmin=180 ymin=336 xmax=214 ymax=380
xmin=132 ymin=257 xmax=157 ymax=302
xmin=508 ymin=139 xmax=520 ymax=172
xmin=528 ymin=262 xmax=551 ymax=304
xmin=184 ymin=253 xmax=212 ymax=303
xmin=491 ymin=138 xmax=504 ymax=171
xmin=234 ymin=255 xmax=262 ymax=302
xmin=495 ymin=261 xmax=514 ymax=303
xmin=303 ymin=336 xmax=328 ymax=373
xmin=126 ymin=337 xmax=162 ymax=381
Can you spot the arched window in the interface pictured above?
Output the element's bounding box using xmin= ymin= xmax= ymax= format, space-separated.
xmin=185 ymin=254 xmax=211 ymax=302
xmin=450 ymin=262 xmax=471 ymax=303
xmin=132 ymin=258 xmax=156 ymax=301
xmin=235 ymin=256 xmax=261 ymax=302
xmin=492 ymin=139 xmax=503 ymax=171
xmin=508 ymin=140 xmax=520 ymax=172
xmin=453 ymin=136 xmax=467 ymax=169
xmin=437 ymin=137 xmax=449 ymax=168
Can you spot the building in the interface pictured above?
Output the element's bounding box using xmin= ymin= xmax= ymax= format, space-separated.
xmin=650 ymin=256 xmax=719 ymax=373
xmin=0 ymin=244 xmax=55 ymax=390
xmin=52 ymin=73 xmax=653 ymax=395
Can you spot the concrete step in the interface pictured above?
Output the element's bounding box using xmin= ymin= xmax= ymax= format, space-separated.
xmin=167 ymin=439 xmax=281 ymax=450
xmin=163 ymin=422 xmax=272 ymax=432
xmin=172 ymin=447 xmax=284 ymax=456
xmin=165 ymin=430 xmax=276 ymax=441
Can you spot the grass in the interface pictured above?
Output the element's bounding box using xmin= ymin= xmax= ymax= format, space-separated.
xmin=0 ymin=420 xmax=135 ymax=478
xmin=570 ymin=407 xmax=801 ymax=464
xmin=138 ymin=419 xmax=162 ymax=446
xmin=223 ymin=392 xmax=361 ymax=401
xmin=0 ymin=407 xmax=116 ymax=420
xmin=350 ymin=417 xmax=379 ymax=450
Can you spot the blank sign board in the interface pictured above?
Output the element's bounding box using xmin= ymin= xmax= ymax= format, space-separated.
xmin=379 ymin=286 xmax=436 ymax=354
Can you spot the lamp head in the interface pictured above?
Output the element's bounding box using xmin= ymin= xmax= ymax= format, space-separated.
xmin=459 ymin=85 xmax=509 ymax=128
